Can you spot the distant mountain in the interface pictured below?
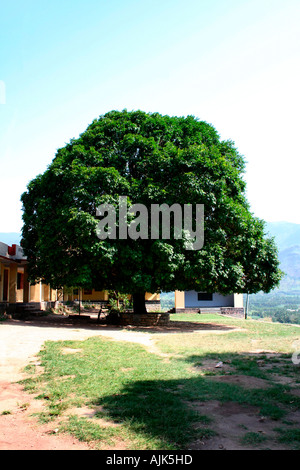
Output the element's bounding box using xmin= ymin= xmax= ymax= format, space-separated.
xmin=0 ymin=232 xmax=21 ymax=246
xmin=263 ymin=222 xmax=300 ymax=292
xmin=265 ymin=221 xmax=300 ymax=252
xmin=279 ymin=245 xmax=300 ymax=279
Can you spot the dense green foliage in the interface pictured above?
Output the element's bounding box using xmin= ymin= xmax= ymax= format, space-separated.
xmin=21 ymin=110 xmax=282 ymax=311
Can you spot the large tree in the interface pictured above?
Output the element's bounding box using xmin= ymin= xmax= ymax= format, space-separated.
xmin=21 ymin=110 xmax=282 ymax=314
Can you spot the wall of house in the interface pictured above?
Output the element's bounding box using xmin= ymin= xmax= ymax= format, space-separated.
xmin=16 ymin=267 xmax=24 ymax=302
xmin=175 ymin=291 xmax=185 ymax=309
xmin=80 ymin=289 xmax=108 ymax=302
xmin=8 ymin=264 xmax=17 ymax=303
xmin=184 ymin=291 xmax=235 ymax=308
xmin=0 ymin=243 xmax=27 ymax=305
xmin=59 ymin=289 xmax=108 ymax=302
xmin=145 ymin=292 xmax=160 ymax=301
xmin=29 ymin=283 xmax=40 ymax=302
xmin=0 ymin=240 xmax=160 ymax=310
xmin=28 ymin=282 xmax=57 ymax=303
xmin=64 ymin=290 xmax=160 ymax=304
xmin=0 ymin=261 xmax=6 ymax=302
xmin=0 ymin=261 xmax=18 ymax=303
xmin=233 ymin=294 xmax=244 ymax=308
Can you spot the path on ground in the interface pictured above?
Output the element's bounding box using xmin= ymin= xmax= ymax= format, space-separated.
xmin=0 ymin=317 xmax=246 ymax=450
xmin=0 ymin=319 xmax=155 ymax=450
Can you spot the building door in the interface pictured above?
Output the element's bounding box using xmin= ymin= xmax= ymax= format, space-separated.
xmin=3 ymin=269 xmax=9 ymax=302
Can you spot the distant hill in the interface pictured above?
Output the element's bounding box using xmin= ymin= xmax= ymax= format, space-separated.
xmin=247 ymin=222 xmax=300 ymax=320
xmin=265 ymin=221 xmax=300 ymax=251
xmin=279 ymin=245 xmax=300 ymax=279
xmin=264 ymin=222 xmax=300 ymax=293
xmin=0 ymin=232 xmax=21 ymax=246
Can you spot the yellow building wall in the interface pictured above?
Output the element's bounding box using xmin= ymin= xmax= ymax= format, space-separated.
xmin=29 ymin=283 xmax=41 ymax=302
xmin=0 ymin=263 xmax=16 ymax=303
xmin=61 ymin=290 xmax=159 ymax=303
xmin=174 ymin=290 xmax=185 ymax=309
xmin=23 ymin=268 xmax=29 ymax=303
xmin=27 ymin=282 xmax=53 ymax=302
xmin=81 ymin=289 xmax=108 ymax=302
xmin=19 ymin=281 xmax=159 ymax=306
xmin=145 ymin=292 xmax=160 ymax=301
xmin=51 ymin=288 xmax=57 ymax=301
xmin=9 ymin=264 xmax=17 ymax=304
xmin=16 ymin=268 xmax=24 ymax=302
xmin=1 ymin=261 xmax=160 ymax=306
xmin=0 ymin=263 xmax=26 ymax=304
xmin=0 ymin=261 xmax=4 ymax=302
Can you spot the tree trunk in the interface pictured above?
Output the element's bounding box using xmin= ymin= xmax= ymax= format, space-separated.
xmin=132 ymin=292 xmax=147 ymax=315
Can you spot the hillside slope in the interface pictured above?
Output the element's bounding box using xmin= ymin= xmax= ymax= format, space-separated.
xmin=265 ymin=221 xmax=300 ymax=251
xmin=279 ymin=245 xmax=300 ymax=279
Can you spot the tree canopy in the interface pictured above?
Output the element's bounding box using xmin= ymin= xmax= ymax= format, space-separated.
xmin=21 ymin=110 xmax=282 ymax=313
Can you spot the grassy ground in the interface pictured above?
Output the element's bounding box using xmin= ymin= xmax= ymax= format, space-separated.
xmin=20 ymin=314 xmax=300 ymax=450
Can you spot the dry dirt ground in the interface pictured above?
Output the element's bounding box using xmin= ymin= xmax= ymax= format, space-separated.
xmin=0 ymin=315 xmax=296 ymax=450
xmin=0 ymin=316 xmax=160 ymax=450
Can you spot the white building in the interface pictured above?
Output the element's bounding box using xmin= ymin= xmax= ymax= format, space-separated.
xmin=174 ymin=290 xmax=244 ymax=315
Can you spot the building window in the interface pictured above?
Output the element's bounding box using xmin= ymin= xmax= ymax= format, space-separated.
xmin=197 ymin=293 xmax=213 ymax=301
xmin=84 ymin=289 xmax=93 ymax=295
xmin=17 ymin=272 xmax=24 ymax=290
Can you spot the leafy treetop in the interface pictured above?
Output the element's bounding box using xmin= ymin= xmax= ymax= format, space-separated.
xmin=21 ymin=110 xmax=282 ymax=312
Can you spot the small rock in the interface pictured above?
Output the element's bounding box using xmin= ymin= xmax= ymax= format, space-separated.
xmin=257 ymin=360 xmax=265 ymax=366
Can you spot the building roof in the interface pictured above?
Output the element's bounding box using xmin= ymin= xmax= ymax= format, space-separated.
xmin=0 ymin=242 xmax=26 ymax=263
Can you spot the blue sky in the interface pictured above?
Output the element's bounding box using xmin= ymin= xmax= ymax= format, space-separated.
xmin=1 ymin=0 xmax=299 ymax=232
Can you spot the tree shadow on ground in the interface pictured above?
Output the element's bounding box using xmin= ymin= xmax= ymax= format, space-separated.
xmin=123 ymin=321 xmax=238 ymax=333
xmin=92 ymin=352 xmax=300 ymax=449
xmin=7 ymin=316 xmax=237 ymax=334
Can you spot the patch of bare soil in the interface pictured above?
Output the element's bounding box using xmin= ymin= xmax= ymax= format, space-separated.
xmin=61 ymin=347 xmax=83 ymax=355
xmin=0 ymin=318 xmax=156 ymax=450
xmin=0 ymin=381 xmax=91 ymax=450
xmin=126 ymin=320 xmax=243 ymax=334
xmin=207 ymin=374 xmax=271 ymax=389
xmin=192 ymin=359 xmax=234 ymax=376
xmin=188 ymin=400 xmax=289 ymax=450
xmin=64 ymin=405 xmax=120 ymax=428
